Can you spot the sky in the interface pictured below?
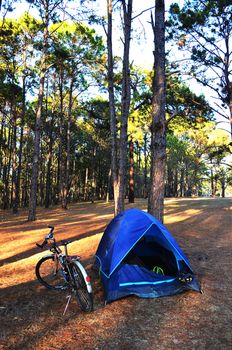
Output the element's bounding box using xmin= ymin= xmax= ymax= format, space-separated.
xmin=88 ymin=0 xmax=185 ymax=69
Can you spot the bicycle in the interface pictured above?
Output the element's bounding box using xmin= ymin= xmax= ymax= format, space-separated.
xmin=35 ymin=226 xmax=93 ymax=313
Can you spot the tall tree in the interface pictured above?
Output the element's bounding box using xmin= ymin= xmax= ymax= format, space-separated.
xmin=16 ymin=14 xmax=39 ymax=211
xmin=117 ymin=0 xmax=133 ymax=213
xmin=50 ymin=20 xmax=104 ymax=208
xmin=106 ymin=0 xmax=119 ymax=215
xmin=148 ymin=0 xmax=166 ymax=222
xmin=105 ymin=0 xmax=133 ymax=215
xmin=0 ymin=16 xmax=28 ymax=213
xmin=168 ymin=120 xmax=231 ymax=197
xmin=168 ymin=0 xmax=232 ymax=137
xmin=28 ymin=0 xmax=64 ymax=220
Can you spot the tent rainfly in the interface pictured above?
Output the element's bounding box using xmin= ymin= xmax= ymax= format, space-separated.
xmin=95 ymin=208 xmax=201 ymax=303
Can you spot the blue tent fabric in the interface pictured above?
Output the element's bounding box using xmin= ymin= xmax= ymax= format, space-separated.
xmin=95 ymin=208 xmax=201 ymax=302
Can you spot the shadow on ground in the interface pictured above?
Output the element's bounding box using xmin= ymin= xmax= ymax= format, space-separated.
xmin=0 ymin=198 xmax=231 ymax=349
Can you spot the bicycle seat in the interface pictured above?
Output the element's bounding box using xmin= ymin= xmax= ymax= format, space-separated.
xmin=61 ymin=240 xmax=72 ymax=246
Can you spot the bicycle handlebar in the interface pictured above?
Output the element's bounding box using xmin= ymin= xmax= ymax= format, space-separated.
xmin=47 ymin=226 xmax=54 ymax=234
xmin=36 ymin=226 xmax=55 ymax=249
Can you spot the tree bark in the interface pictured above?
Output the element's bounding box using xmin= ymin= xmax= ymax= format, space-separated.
xmin=16 ymin=75 xmax=26 ymax=210
xmin=128 ymin=137 xmax=134 ymax=203
xmin=106 ymin=0 xmax=133 ymax=215
xmin=224 ymin=32 xmax=232 ymax=138
xmin=107 ymin=0 xmax=119 ymax=215
xmin=62 ymin=76 xmax=74 ymax=209
xmin=22 ymin=137 xmax=30 ymax=207
xmin=221 ymin=174 xmax=226 ymax=198
xmin=174 ymin=169 xmax=178 ymax=197
xmin=166 ymin=167 xmax=173 ymax=197
xmin=3 ymin=127 xmax=12 ymax=209
xmin=148 ymin=0 xmax=166 ymax=223
xmin=143 ymin=133 xmax=148 ymax=198
xmin=12 ymin=103 xmax=18 ymax=214
xmin=58 ymin=65 xmax=67 ymax=209
xmin=117 ymin=0 xmax=133 ymax=214
xmin=84 ymin=167 xmax=89 ymax=201
xmin=106 ymin=168 xmax=112 ymax=203
xmin=0 ymin=116 xmax=5 ymax=178
xmin=16 ymin=41 xmax=28 ymax=210
xmin=210 ymin=168 xmax=215 ymax=197
xmin=28 ymin=1 xmax=49 ymax=221
xmin=45 ymin=117 xmax=54 ymax=208
xmin=180 ymin=167 xmax=185 ymax=197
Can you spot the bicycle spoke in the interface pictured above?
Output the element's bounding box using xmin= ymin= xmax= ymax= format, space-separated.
xmin=70 ymin=262 xmax=93 ymax=312
xmin=35 ymin=229 xmax=93 ymax=312
xmin=36 ymin=256 xmax=67 ymax=290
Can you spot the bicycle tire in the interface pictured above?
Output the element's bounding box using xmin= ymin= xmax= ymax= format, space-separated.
xmin=69 ymin=262 xmax=93 ymax=312
xmin=35 ymin=255 xmax=67 ymax=290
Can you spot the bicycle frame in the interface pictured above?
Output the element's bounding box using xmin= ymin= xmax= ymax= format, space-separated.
xmin=36 ymin=227 xmax=93 ymax=293
xmin=45 ymin=241 xmax=92 ymax=293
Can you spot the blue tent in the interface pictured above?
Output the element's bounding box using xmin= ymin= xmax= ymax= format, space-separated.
xmin=95 ymin=208 xmax=200 ymax=303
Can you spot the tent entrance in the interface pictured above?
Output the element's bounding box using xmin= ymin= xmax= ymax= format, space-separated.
xmin=123 ymin=238 xmax=179 ymax=276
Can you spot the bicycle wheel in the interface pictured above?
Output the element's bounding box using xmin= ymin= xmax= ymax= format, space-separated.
xmin=36 ymin=256 xmax=67 ymax=290
xmin=69 ymin=262 xmax=93 ymax=312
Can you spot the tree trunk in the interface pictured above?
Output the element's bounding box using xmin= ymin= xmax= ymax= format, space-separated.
xmin=84 ymin=167 xmax=89 ymax=201
xmin=107 ymin=0 xmax=119 ymax=215
xmin=106 ymin=168 xmax=111 ymax=203
xmin=58 ymin=65 xmax=67 ymax=209
xmin=16 ymin=47 xmax=27 ymax=208
xmin=106 ymin=0 xmax=133 ymax=215
xmin=22 ymin=138 xmax=30 ymax=207
xmin=39 ymin=155 xmax=45 ymax=205
xmin=174 ymin=169 xmax=178 ymax=197
xmin=62 ymin=76 xmax=74 ymax=209
xmin=128 ymin=137 xmax=134 ymax=203
xmin=148 ymin=0 xmax=166 ymax=223
xmin=180 ymin=167 xmax=185 ymax=197
xmin=0 ymin=116 xmax=4 ymax=176
xmin=16 ymin=77 xmax=26 ymax=209
xmin=184 ymin=164 xmax=190 ymax=196
xmin=143 ymin=134 xmax=148 ymax=198
xmin=210 ymin=168 xmax=215 ymax=196
xmin=45 ymin=117 xmax=54 ymax=208
xmin=224 ymin=33 xmax=232 ymax=138
xmin=221 ymin=175 xmax=226 ymax=198
xmin=117 ymin=0 xmax=133 ymax=214
xmin=91 ymin=146 xmax=97 ymax=203
xmin=45 ymin=159 xmax=52 ymax=208
xmin=12 ymin=104 xmax=18 ymax=214
xmin=3 ymin=127 xmax=12 ymax=209
xmin=166 ymin=167 xmax=173 ymax=197
xmin=28 ymin=2 xmax=49 ymax=221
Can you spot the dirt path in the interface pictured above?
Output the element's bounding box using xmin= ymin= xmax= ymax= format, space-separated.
xmin=0 ymin=198 xmax=231 ymax=350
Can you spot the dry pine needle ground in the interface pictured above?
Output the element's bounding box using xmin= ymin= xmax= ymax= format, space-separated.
xmin=0 ymin=198 xmax=231 ymax=350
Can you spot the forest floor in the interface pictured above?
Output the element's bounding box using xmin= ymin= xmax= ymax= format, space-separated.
xmin=0 ymin=198 xmax=231 ymax=350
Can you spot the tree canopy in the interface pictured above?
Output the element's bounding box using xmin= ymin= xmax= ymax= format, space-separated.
xmin=168 ymin=0 xmax=232 ymax=136
xmin=0 ymin=0 xmax=231 ymax=219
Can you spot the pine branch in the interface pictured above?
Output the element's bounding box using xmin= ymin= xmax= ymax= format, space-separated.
xmin=132 ymin=6 xmax=155 ymax=21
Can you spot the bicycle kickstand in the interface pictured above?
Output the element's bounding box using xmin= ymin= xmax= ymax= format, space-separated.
xmin=63 ymin=294 xmax=72 ymax=315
